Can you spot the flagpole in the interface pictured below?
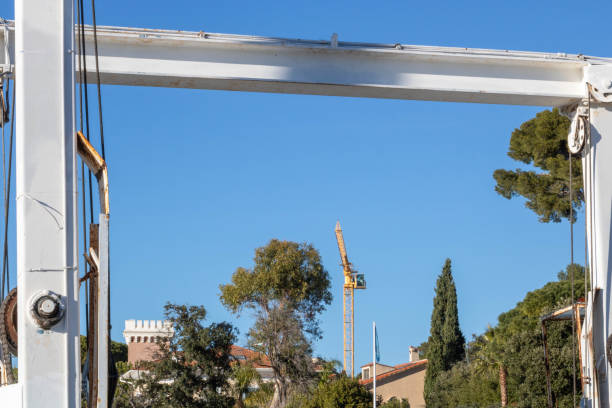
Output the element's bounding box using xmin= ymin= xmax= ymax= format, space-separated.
xmin=373 ymin=321 xmax=377 ymax=408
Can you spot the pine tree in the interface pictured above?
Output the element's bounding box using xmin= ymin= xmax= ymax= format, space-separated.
xmin=424 ymin=259 xmax=465 ymax=407
xmin=493 ymin=108 xmax=582 ymax=223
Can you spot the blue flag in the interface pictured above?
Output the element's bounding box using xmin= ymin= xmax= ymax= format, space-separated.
xmin=375 ymin=326 xmax=380 ymax=363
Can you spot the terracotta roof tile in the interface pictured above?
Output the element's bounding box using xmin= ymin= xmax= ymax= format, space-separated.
xmin=360 ymin=362 xmax=395 ymax=369
xmin=230 ymin=345 xmax=272 ymax=368
xmin=359 ymin=360 xmax=427 ymax=385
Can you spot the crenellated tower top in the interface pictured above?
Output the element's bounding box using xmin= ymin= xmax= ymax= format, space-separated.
xmin=123 ymin=319 xmax=173 ymax=345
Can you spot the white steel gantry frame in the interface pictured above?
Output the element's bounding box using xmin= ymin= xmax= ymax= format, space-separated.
xmin=1 ymin=3 xmax=612 ymax=407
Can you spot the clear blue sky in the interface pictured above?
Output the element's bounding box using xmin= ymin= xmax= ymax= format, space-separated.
xmin=1 ymin=0 xmax=611 ymax=370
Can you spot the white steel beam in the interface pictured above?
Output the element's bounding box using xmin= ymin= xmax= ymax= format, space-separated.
xmin=1 ymin=21 xmax=609 ymax=106
xmin=14 ymin=1 xmax=79 ymax=408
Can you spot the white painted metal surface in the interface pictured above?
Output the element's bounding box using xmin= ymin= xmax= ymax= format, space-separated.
xmin=582 ymin=291 xmax=596 ymax=406
xmin=97 ymin=214 xmax=109 ymax=408
xmin=582 ymin=102 xmax=612 ymax=407
xmin=0 ymin=383 xmax=21 ymax=405
xmin=0 ymin=21 xmax=608 ymax=106
xmin=14 ymin=0 xmax=79 ymax=407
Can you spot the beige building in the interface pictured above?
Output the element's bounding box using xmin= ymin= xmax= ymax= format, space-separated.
xmin=359 ymin=346 xmax=427 ymax=408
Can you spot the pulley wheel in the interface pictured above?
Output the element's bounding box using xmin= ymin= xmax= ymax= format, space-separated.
xmin=0 ymin=287 xmax=17 ymax=356
xmin=568 ymin=115 xmax=586 ymax=154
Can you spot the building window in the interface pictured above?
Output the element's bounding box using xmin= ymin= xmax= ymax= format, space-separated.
xmin=363 ymin=368 xmax=370 ymax=380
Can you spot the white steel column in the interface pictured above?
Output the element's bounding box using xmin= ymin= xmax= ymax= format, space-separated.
xmin=97 ymin=214 xmax=109 ymax=408
xmin=583 ymin=101 xmax=612 ymax=408
xmin=15 ymin=0 xmax=79 ymax=407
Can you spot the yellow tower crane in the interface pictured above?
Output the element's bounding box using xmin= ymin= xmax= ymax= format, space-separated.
xmin=334 ymin=221 xmax=366 ymax=378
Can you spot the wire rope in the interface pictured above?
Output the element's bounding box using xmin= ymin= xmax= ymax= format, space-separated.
xmin=569 ymin=149 xmax=576 ymax=405
xmin=90 ymin=0 xmax=105 ymax=161
xmin=1 ymin=78 xmax=15 ymax=305
xmin=78 ymin=0 xmax=111 ymax=401
xmin=586 ymin=91 xmax=592 ymax=299
xmin=78 ymin=0 xmax=95 ymax=225
xmin=89 ymin=2 xmax=114 ymax=402
xmin=0 ymin=77 xmax=6 ymax=302
xmin=76 ymin=0 xmax=90 ymax=356
xmin=1 ymin=79 xmax=7 ymax=252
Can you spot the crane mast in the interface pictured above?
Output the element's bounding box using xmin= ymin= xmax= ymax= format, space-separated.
xmin=335 ymin=221 xmax=365 ymax=378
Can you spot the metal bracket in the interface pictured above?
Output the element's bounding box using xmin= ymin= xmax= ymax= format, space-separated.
xmin=0 ymin=19 xmax=11 ymax=75
xmin=0 ymin=74 xmax=8 ymax=126
xmin=560 ymin=97 xmax=589 ymax=155
xmin=585 ymin=64 xmax=612 ymax=103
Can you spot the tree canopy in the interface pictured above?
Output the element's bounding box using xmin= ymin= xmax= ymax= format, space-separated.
xmin=229 ymin=363 xmax=261 ymax=408
xmin=287 ymin=361 xmax=372 ymax=408
xmin=493 ymin=108 xmax=582 ymax=223
xmin=115 ymin=303 xmax=237 ymax=408
xmin=424 ymin=258 xmax=465 ymax=407
xmin=429 ymin=264 xmax=585 ymax=407
xmin=379 ymin=397 xmax=411 ymax=408
xmin=294 ymin=374 xmax=372 ymax=408
xmin=220 ymin=239 xmax=332 ymax=408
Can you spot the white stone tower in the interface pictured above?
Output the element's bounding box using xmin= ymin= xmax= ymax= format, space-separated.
xmin=123 ymin=320 xmax=174 ymax=365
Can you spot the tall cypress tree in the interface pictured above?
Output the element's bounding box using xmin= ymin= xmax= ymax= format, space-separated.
xmin=424 ymin=258 xmax=465 ymax=407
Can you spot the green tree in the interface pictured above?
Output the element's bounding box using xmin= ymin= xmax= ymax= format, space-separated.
xmin=424 ymin=258 xmax=465 ymax=407
xmin=494 ymin=264 xmax=585 ymax=408
xmin=379 ymin=397 xmax=411 ymax=408
xmin=472 ymin=329 xmax=508 ymax=406
xmin=244 ymin=382 xmax=275 ymax=408
xmin=80 ymin=336 xmax=128 ymax=407
xmin=119 ymin=303 xmax=237 ymax=408
xmin=493 ymin=108 xmax=582 ymax=223
xmin=416 ymin=341 xmax=428 ymax=360
xmin=427 ymin=359 xmax=499 ymax=408
xmin=292 ymin=373 xmax=372 ymax=408
xmin=220 ymin=239 xmax=332 ymax=408
xmin=230 ymin=363 xmax=261 ymax=408
xmin=427 ymin=264 xmax=585 ymax=408
xmin=80 ymin=335 xmax=128 ymax=367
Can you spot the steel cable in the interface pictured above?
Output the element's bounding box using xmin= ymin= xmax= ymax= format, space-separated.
xmin=1 ymin=78 xmax=14 ymax=303
xmin=90 ymin=0 xmax=109 ymax=325
xmin=89 ymin=1 xmax=115 ymax=402
xmin=0 ymin=77 xmax=6 ymax=302
xmin=76 ymin=0 xmax=90 ymax=360
xmin=569 ymin=150 xmax=576 ymax=405
xmin=78 ymin=0 xmax=94 ymax=225
xmin=79 ymin=0 xmax=111 ymax=401
xmin=90 ymin=0 xmax=105 ymax=161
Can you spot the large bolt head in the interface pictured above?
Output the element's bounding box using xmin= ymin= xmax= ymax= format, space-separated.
xmin=29 ymin=290 xmax=65 ymax=329
xmin=37 ymin=296 xmax=59 ymax=317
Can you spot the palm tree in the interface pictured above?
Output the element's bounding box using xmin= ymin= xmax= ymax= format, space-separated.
xmin=472 ymin=328 xmax=508 ymax=406
xmin=230 ymin=364 xmax=261 ymax=408
xmin=244 ymin=383 xmax=275 ymax=408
